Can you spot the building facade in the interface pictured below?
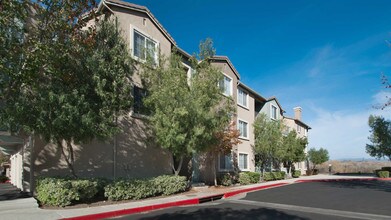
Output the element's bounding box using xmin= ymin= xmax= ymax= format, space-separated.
xmin=0 ymin=0 xmax=311 ymax=192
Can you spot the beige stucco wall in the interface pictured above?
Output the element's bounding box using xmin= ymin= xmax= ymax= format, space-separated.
xmin=236 ymin=85 xmax=256 ymax=172
xmin=31 ymin=116 xmax=172 ymax=184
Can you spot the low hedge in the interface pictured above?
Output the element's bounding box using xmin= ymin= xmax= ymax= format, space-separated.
xmin=104 ymin=175 xmax=188 ymax=201
xmin=219 ymin=173 xmax=234 ymax=186
xmin=263 ymin=171 xmax=286 ymax=181
xmin=0 ymin=175 xmax=9 ymax=183
xmin=292 ymin=170 xmax=301 ymax=178
xmin=377 ymin=171 xmax=390 ymax=178
xmin=239 ymin=172 xmax=261 ymax=185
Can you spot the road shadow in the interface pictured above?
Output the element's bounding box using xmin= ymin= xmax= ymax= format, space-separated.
xmin=0 ymin=183 xmax=31 ymax=201
xmin=317 ymin=179 xmax=391 ymax=193
xmin=131 ymin=207 xmax=310 ymax=220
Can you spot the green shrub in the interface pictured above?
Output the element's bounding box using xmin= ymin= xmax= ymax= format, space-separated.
xmin=374 ymin=169 xmax=383 ymax=177
xmin=36 ymin=177 xmax=104 ymax=206
xmin=36 ymin=178 xmax=79 ymax=207
xmin=152 ymin=175 xmax=187 ymax=195
xmin=219 ymin=173 xmax=233 ymax=186
xmin=239 ymin=172 xmax=252 ymax=185
xmin=0 ymin=175 xmax=9 ymax=183
xmin=292 ymin=170 xmax=301 ymax=178
xmin=71 ymin=179 xmax=98 ymax=200
xmin=377 ymin=171 xmax=390 ymax=178
xmin=262 ymin=172 xmax=274 ymax=181
xmin=104 ymin=175 xmax=188 ymax=201
xmin=248 ymin=172 xmax=261 ymax=183
xmin=91 ymin=177 xmax=111 ymax=197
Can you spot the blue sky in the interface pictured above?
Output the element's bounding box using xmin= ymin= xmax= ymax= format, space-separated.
xmin=124 ymin=0 xmax=391 ymax=159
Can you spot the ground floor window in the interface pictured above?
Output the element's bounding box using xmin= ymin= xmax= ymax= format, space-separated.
xmin=239 ymin=153 xmax=248 ymax=170
xmin=219 ymin=153 xmax=233 ymax=171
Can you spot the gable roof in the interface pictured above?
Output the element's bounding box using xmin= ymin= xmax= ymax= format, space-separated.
xmin=98 ymin=0 xmax=176 ymax=45
xmin=267 ymin=96 xmax=285 ymax=113
xmin=237 ymin=82 xmax=267 ymax=102
xmin=283 ymin=116 xmax=312 ymax=129
xmin=209 ymin=56 xmax=240 ymax=80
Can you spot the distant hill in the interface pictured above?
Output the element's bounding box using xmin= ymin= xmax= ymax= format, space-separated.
xmin=334 ymin=158 xmax=389 ymax=162
xmin=317 ymin=159 xmax=391 ymax=174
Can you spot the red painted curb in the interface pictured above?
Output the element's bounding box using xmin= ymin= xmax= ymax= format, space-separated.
xmin=223 ymin=182 xmax=288 ymax=198
xmin=61 ymin=182 xmax=289 ymax=220
xmin=295 ymin=177 xmax=391 ymax=183
xmin=61 ymin=198 xmax=199 ymax=220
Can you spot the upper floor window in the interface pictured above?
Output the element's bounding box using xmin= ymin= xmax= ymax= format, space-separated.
xmin=219 ymin=74 xmax=232 ymax=96
xmin=133 ymin=86 xmax=149 ymax=115
xmin=133 ymin=30 xmax=157 ymax=64
xmin=297 ymin=125 xmax=302 ymax=133
xmin=237 ymin=88 xmax=248 ymax=108
xmin=271 ymin=104 xmax=278 ymax=120
xmin=238 ymin=119 xmax=248 ymax=139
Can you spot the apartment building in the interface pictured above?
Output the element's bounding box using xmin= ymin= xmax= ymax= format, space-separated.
xmin=0 ymin=0 xmax=311 ymax=191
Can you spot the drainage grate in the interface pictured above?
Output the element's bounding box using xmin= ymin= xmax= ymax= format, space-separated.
xmin=198 ymin=194 xmax=224 ymax=203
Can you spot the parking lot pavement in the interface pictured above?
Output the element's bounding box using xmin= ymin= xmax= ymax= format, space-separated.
xmin=110 ymin=180 xmax=391 ymax=220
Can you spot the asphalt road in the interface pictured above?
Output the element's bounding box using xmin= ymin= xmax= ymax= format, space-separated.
xmin=109 ymin=180 xmax=391 ymax=220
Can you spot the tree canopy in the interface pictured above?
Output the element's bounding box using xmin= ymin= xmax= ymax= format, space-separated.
xmin=279 ymin=130 xmax=307 ymax=173
xmin=366 ymin=115 xmax=391 ymax=160
xmin=253 ymin=113 xmax=283 ymax=170
xmin=0 ymin=0 xmax=134 ymax=177
xmin=307 ymin=147 xmax=329 ymax=170
xmin=142 ymin=39 xmax=235 ymax=175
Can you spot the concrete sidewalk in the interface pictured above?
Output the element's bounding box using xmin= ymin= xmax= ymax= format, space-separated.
xmin=0 ymin=174 xmax=384 ymax=220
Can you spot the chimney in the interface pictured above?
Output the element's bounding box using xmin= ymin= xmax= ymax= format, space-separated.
xmin=293 ymin=107 xmax=302 ymax=120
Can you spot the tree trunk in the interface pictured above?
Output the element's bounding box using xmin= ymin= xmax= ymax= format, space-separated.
xmin=213 ymin=154 xmax=217 ymax=186
xmin=58 ymin=140 xmax=77 ymax=178
xmin=172 ymin=156 xmax=184 ymax=176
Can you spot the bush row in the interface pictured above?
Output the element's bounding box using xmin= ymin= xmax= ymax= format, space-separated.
xmin=104 ymin=175 xmax=188 ymax=201
xmin=36 ymin=177 xmax=105 ymax=207
xmin=292 ymin=170 xmax=301 ymax=178
xmin=36 ymin=175 xmax=187 ymax=206
xmin=262 ymin=171 xmax=286 ymax=181
xmin=239 ymin=172 xmax=261 ymax=185
xmin=375 ymin=167 xmax=391 ymax=178
xmin=0 ymin=175 xmax=9 ymax=183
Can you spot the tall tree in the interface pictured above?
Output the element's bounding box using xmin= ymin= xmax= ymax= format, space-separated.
xmin=307 ymin=147 xmax=329 ymax=171
xmin=279 ymin=130 xmax=307 ymax=174
xmin=366 ymin=115 xmax=391 ymax=160
xmin=253 ymin=113 xmax=283 ymax=172
xmin=142 ymin=39 xmax=235 ymax=175
xmin=0 ymin=1 xmax=134 ymax=177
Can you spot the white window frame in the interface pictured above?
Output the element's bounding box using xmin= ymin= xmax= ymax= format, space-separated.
xmin=270 ymin=104 xmax=278 ymax=120
xmin=220 ymin=72 xmax=233 ymax=97
xmin=237 ymin=119 xmax=249 ymax=140
xmin=130 ymin=25 xmax=159 ymax=65
xmin=218 ymin=153 xmax=234 ymax=171
xmin=237 ymin=88 xmax=248 ymax=109
xmin=238 ymin=152 xmax=249 ymax=171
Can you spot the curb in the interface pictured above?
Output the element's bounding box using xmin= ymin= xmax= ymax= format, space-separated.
xmin=295 ymin=177 xmax=391 ymax=183
xmin=61 ymin=182 xmax=288 ymax=220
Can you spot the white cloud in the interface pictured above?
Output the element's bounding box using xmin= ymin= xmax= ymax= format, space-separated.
xmin=308 ymin=92 xmax=391 ymax=159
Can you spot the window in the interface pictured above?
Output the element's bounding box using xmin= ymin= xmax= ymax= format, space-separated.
xmin=133 ymin=30 xmax=157 ymax=63
xmin=237 ymin=88 xmax=248 ymax=108
xmin=239 ymin=153 xmax=248 ymax=170
xmin=271 ymin=105 xmax=278 ymax=120
xmin=297 ymin=125 xmax=302 ymax=133
xmin=133 ymin=86 xmax=149 ymax=115
xmin=238 ymin=120 xmax=248 ymax=139
xmin=219 ymin=74 xmax=232 ymax=96
xmin=219 ymin=153 xmax=233 ymax=171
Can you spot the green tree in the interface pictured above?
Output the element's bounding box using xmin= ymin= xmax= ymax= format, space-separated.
xmin=279 ymin=130 xmax=307 ymax=174
xmin=142 ymin=39 xmax=234 ymax=175
xmin=307 ymin=147 xmax=329 ymax=171
xmin=253 ymin=113 xmax=283 ymax=172
xmin=0 ymin=1 xmax=134 ymax=177
xmin=366 ymin=115 xmax=391 ymax=160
